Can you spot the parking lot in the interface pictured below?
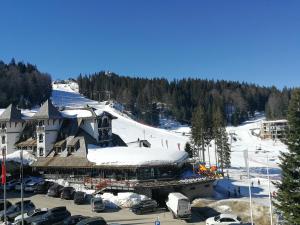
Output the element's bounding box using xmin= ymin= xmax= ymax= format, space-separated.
xmin=2 ymin=192 xmax=206 ymax=225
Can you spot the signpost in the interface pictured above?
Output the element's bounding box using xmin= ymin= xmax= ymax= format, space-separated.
xmin=155 ymin=216 xmax=160 ymax=225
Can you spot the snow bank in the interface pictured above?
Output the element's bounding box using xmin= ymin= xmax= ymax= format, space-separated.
xmin=4 ymin=150 xmax=36 ymax=165
xmin=99 ymin=192 xmax=148 ymax=208
xmin=87 ymin=145 xmax=188 ymax=166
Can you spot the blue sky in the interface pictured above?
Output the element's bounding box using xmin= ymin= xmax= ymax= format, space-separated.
xmin=0 ymin=0 xmax=299 ymax=88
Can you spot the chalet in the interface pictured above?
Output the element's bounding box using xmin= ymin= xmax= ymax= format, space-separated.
xmin=0 ymin=100 xmax=117 ymax=157
xmin=260 ymin=119 xmax=288 ymax=140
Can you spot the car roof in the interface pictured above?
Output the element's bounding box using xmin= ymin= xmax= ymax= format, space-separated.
xmin=50 ymin=206 xmax=66 ymax=212
xmin=63 ymin=186 xmax=74 ymax=190
xmin=78 ymin=217 xmax=106 ymax=223
xmin=219 ymin=214 xmax=238 ymax=219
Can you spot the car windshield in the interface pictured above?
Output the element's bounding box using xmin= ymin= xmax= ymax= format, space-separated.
xmin=214 ymin=215 xmax=220 ymax=221
xmin=94 ymin=199 xmax=103 ymax=204
xmin=28 ymin=209 xmax=38 ymax=216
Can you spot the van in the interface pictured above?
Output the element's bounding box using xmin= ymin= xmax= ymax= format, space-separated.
xmin=166 ymin=192 xmax=191 ymax=220
xmin=91 ymin=197 xmax=105 ymax=212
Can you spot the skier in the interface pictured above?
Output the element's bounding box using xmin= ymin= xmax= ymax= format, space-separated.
xmin=258 ymin=179 xmax=261 ymax=185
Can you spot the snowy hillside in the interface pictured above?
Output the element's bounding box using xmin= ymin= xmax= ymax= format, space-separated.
xmin=52 ymin=83 xmax=189 ymax=166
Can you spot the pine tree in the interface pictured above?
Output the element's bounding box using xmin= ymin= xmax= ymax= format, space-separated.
xmin=213 ymin=105 xmax=231 ymax=172
xmin=184 ymin=142 xmax=193 ymax=158
xmin=191 ymin=106 xmax=206 ymax=160
xmin=274 ymin=89 xmax=300 ymax=224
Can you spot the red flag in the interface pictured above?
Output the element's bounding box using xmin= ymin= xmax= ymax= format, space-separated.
xmin=1 ymin=162 xmax=6 ymax=185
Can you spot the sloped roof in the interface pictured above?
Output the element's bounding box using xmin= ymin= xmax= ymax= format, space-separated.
xmin=32 ymin=100 xmax=62 ymax=120
xmin=94 ymin=109 xmax=117 ymax=119
xmin=0 ymin=104 xmax=23 ymax=122
xmin=31 ymin=156 xmax=95 ymax=168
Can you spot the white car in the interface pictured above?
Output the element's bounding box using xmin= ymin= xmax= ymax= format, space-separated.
xmin=13 ymin=208 xmax=48 ymax=224
xmin=206 ymin=214 xmax=242 ymax=225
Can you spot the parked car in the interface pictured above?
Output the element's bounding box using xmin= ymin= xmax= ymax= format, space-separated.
xmin=206 ymin=214 xmax=243 ymax=225
xmin=14 ymin=177 xmax=36 ymax=191
xmin=62 ymin=215 xmax=89 ymax=225
xmin=131 ymin=199 xmax=158 ymax=214
xmin=0 ymin=200 xmax=35 ymax=222
xmin=34 ymin=181 xmax=54 ymax=194
xmin=24 ymin=178 xmax=44 ymax=192
xmin=60 ymin=187 xmax=76 ymax=200
xmin=30 ymin=206 xmax=71 ymax=225
xmin=0 ymin=180 xmax=18 ymax=191
xmin=0 ymin=200 xmax=12 ymax=211
xmin=74 ymin=191 xmax=86 ymax=205
xmin=76 ymin=217 xmax=107 ymax=225
xmin=91 ymin=197 xmax=105 ymax=212
xmin=47 ymin=184 xmax=64 ymax=197
xmin=14 ymin=208 xmax=48 ymax=224
xmin=166 ymin=192 xmax=191 ymax=220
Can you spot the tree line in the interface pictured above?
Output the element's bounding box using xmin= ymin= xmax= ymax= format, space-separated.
xmin=78 ymin=71 xmax=291 ymax=126
xmin=0 ymin=59 xmax=52 ymax=109
xmin=186 ymin=103 xmax=230 ymax=172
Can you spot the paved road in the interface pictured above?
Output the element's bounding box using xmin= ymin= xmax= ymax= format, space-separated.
xmin=3 ymin=192 xmax=206 ymax=225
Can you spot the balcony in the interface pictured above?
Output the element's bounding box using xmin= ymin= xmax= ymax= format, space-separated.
xmin=36 ymin=126 xmax=45 ymax=132
xmin=0 ymin=128 xmax=6 ymax=134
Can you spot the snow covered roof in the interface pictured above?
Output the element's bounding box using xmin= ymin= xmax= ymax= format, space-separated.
xmin=61 ymin=109 xmax=94 ymax=118
xmin=87 ymin=145 xmax=188 ymax=166
xmin=261 ymin=119 xmax=288 ymax=124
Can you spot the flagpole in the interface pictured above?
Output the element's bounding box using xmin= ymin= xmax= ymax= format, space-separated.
xmin=247 ymin=157 xmax=254 ymax=225
xmin=244 ymin=149 xmax=254 ymax=225
xmin=2 ymin=148 xmax=7 ymax=225
xmin=266 ymin=154 xmax=273 ymax=225
xmin=20 ymin=149 xmax=24 ymax=225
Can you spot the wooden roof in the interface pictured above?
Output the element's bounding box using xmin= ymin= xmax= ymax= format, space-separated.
xmin=31 ymin=156 xmax=95 ymax=168
xmin=54 ymin=139 xmax=66 ymax=148
xmin=15 ymin=137 xmax=37 ymax=147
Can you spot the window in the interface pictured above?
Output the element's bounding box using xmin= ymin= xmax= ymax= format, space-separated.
xmin=1 ymin=136 xmax=5 ymax=144
xmin=39 ymin=148 xmax=44 ymax=156
xmin=102 ymin=118 xmax=109 ymax=127
xmin=220 ymin=218 xmax=236 ymax=222
xmin=1 ymin=123 xmax=6 ymax=129
xmin=39 ymin=134 xmax=44 ymax=143
xmin=38 ymin=120 xmax=44 ymax=126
